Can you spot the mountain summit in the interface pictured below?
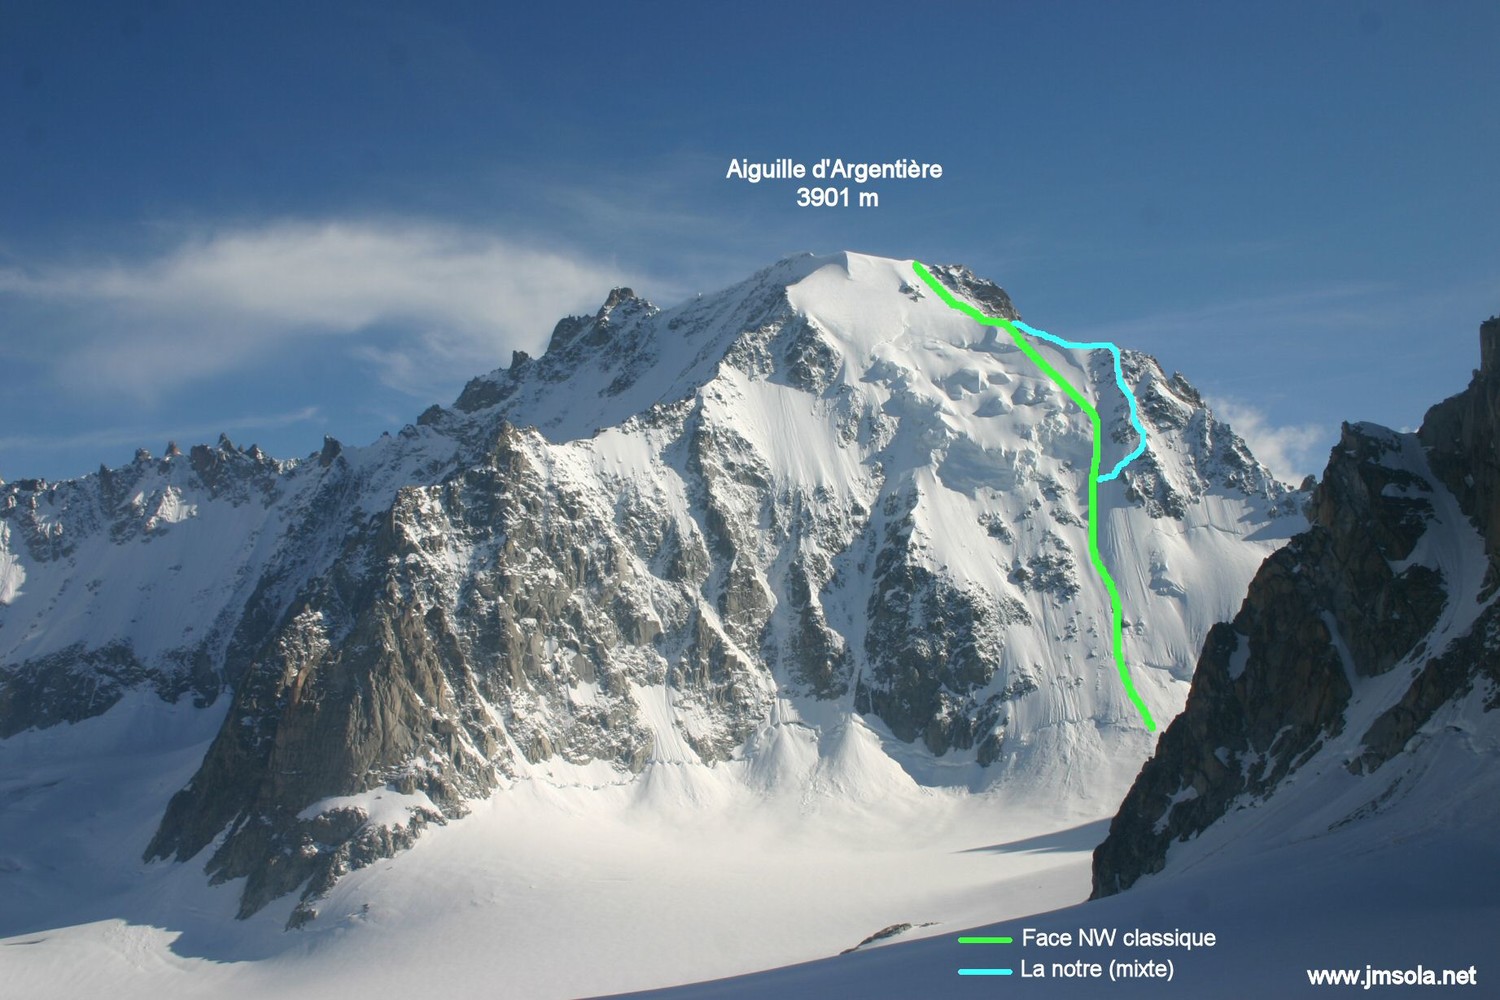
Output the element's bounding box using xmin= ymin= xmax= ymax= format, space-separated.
xmin=0 ymin=252 xmax=1301 ymax=924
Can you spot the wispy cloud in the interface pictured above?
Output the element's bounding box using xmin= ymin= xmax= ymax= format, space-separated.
xmin=1070 ymin=282 xmax=1392 ymax=350
xmin=1066 ymin=274 xmax=1496 ymax=472
xmin=1210 ymin=397 xmax=1330 ymax=483
xmin=0 ymin=219 xmax=642 ymax=398
xmin=0 ymin=406 xmax=321 ymax=455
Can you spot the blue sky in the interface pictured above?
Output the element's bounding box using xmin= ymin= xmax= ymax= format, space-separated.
xmin=2 ymin=0 xmax=1496 ymax=482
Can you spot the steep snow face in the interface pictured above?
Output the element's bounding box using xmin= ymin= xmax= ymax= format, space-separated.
xmin=0 ymin=251 xmax=1303 ymax=923
xmin=434 ymin=251 xmax=1302 ymax=791
xmin=0 ymin=521 xmax=23 ymax=604
xmin=1095 ymin=321 xmax=1500 ymax=904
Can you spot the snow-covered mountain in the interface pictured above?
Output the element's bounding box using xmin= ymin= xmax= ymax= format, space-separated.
xmin=601 ymin=317 xmax=1500 ymax=1000
xmin=0 ymin=251 xmax=1302 ymax=934
xmin=1093 ymin=316 xmax=1500 ymax=899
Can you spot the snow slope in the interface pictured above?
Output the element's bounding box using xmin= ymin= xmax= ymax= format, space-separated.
xmin=4 ymin=686 xmax=1494 ymax=998
xmin=612 ymin=642 xmax=1500 ymax=998
xmin=0 ymin=252 xmax=1310 ymax=996
xmin=0 ymin=692 xmax=1102 ymax=998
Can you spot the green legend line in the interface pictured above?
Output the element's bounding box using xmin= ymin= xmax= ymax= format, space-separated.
xmin=912 ymin=260 xmax=1158 ymax=732
xmin=958 ymin=937 xmax=1014 ymax=944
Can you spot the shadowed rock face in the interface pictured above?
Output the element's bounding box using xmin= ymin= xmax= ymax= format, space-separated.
xmin=1 ymin=254 xmax=1302 ymax=926
xmin=0 ymin=439 xmax=283 ymax=739
xmin=1422 ymin=317 xmax=1500 ymax=560
xmin=1093 ymin=316 xmax=1500 ymax=898
xmin=144 ymin=421 xmax=744 ymax=923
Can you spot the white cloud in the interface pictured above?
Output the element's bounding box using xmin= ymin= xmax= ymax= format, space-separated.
xmin=1210 ymin=397 xmax=1330 ymax=483
xmin=0 ymin=219 xmax=641 ymax=397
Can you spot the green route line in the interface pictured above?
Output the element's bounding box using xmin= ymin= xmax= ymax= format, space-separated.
xmin=911 ymin=261 xmax=1157 ymax=732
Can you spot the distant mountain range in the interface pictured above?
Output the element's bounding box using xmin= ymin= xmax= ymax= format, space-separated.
xmin=0 ymin=252 xmax=1302 ymax=926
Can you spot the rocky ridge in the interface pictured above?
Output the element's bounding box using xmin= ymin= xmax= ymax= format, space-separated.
xmin=1093 ymin=316 xmax=1500 ymax=897
xmin=1 ymin=252 xmax=1302 ymax=924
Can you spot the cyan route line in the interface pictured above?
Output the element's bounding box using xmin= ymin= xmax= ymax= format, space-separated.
xmin=1011 ymin=320 xmax=1148 ymax=482
xmin=913 ymin=261 xmax=1157 ymax=731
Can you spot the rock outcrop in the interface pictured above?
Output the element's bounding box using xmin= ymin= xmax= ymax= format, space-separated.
xmin=1093 ymin=315 xmax=1500 ymax=897
xmin=0 ymin=253 xmax=1302 ymax=924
